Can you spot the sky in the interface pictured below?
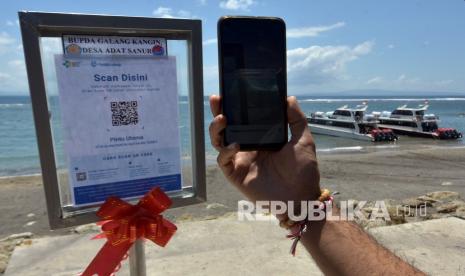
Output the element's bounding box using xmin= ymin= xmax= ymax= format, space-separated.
xmin=0 ymin=0 xmax=464 ymax=96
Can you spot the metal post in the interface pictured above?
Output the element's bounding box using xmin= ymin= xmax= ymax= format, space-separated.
xmin=129 ymin=240 xmax=146 ymax=276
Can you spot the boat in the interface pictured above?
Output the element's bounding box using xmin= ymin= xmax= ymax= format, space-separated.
xmin=371 ymin=103 xmax=462 ymax=139
xmin=307 ymin=104 xmax=398 ymax=142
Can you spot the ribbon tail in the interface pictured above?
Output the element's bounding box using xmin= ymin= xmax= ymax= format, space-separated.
xmin=91 ymin=233 xmax=108 ymax=240
xmin=145 ymin=218 xmax=177 ymax=247
xmin=81 ymin=241 xmax=133 ymax=276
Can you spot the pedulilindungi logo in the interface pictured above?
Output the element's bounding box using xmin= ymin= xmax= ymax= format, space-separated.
xmin=62 ymin=60 xmax=81 ymax=68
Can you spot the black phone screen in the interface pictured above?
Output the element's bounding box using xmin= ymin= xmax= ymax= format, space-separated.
xmin=218 ymin=17 xmax=287 ymax=149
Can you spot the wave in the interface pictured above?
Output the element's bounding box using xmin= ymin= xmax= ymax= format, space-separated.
xmin=0 ymin=172 xmax=42 ymax=179
xmin=184 ymin=98 xmax=465 ymax=106
xmin=317 ymin=146 xmax=364 ymax=152
xmin=181 ymin=101 xmax=210 ymax=105
xmin=0 ymin=103 xmax=30 ymax=108
xmin=299 ymin=98 xmax=465 ymax=102
xmin=317 ymin=144 xmax=404 ymax=153
xmin=367 ymin=145 xmax=399 ymax=149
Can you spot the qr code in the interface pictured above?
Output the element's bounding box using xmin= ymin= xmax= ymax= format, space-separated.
xmin=76 ymin=172 xmax=87 ymax=181
xmin=111 ymin=101 xmax=139 ymax=126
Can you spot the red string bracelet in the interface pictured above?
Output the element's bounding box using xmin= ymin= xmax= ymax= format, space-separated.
xmin=281 ymin=189 xmax=338 ymax=256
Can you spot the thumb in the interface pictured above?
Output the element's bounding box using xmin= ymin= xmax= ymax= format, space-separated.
xmin=287 ymin=96 xmax=309 ymax=141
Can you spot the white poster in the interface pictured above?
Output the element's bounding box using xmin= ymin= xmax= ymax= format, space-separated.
xmin=63 ymin=35 xmax=167 ymax=56
xmin=54 ymin=55 xmax=182 ymax=206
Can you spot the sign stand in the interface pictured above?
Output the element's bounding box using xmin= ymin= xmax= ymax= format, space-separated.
xmin=129 ymin=240 xmax=146 ymax=276
xmin=19 ymin=11 xmax=206 ymax=229
xmin=19 ymin=11 xmax=206 ymax=275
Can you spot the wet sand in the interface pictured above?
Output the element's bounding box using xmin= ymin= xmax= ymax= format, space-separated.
xmin=1 ymin=146 xmax=464 ymax=239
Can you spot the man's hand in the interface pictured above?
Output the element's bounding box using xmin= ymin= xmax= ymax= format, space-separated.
xmin=209 ymin=95 xmax=425 ymax=275
xmin=209 ymin=95 xmax=321 ymax=203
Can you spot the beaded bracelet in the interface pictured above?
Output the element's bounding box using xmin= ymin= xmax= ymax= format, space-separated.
xmin=279 ymin=188 xmax=338 ymax=256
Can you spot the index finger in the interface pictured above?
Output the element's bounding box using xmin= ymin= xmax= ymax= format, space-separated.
xmin=287 ymin=96 xmax=307 ymax=139
xmin=287 ymin=96 xmax=315 ymax=146
xmin=209 ymin=95 xmax=221 ymax=117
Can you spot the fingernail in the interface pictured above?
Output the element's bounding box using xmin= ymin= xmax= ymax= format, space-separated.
xmin=227 ymin=143 xmax=238 ymax=150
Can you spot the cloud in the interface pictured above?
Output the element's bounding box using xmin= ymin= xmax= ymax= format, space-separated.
xmin=0 ymin=72 xmax=12 ymax=81
xmin=177 ymin=10 xmax=193 ymax=18
xmin=287 ymin=22 xmax=345 ymax=38
xmin=0 ymin=59 xmax=28 ymax=93
xmin=366 ymin=74 xmax=420 ymax=90
xmin=7 ymin=59 xmax=24 ymax=69
xmin=203 ymin=38 xmax=217 ymax=46
xmin=203 ymin=65 xmax=219 ymax=94
xmin=0 ymin=38 xmax=68 ymax=95
xmin=352 ymin=41 xmax=374 ymax=55
xmin=219 ymin=0 xmax=256 ymax=11
xmin=361 ymin=74 xmax=455 ymax=91
xmin=396 ymin=74 xmax=419 ymax=84
xmin=0 ymin=32 xmax=16 ymax=54
xmin=0 ymin=37 xmax=64 ymax=95
xmin=5 ymin=20 xmax=19 ymax=27
xmin=387 ymin=44 xmax=395 ymax=49
xmin=401 ymin=76 xmax=419 ymax=84
xmin=153 ymin=7 xmax=174 ymax=18
xmin=152 ymin=7 xmax=195 ymax=19
xmin=287 ymin=41 xmax=374 ymax=85
xmin=198 ymin=0 xmax=207 ymax=5
xmin=0 ymin=32 xmax=15 ymax=43
xmin=0 ymin=33 xmax=26 ymax=94
xmin=366 ymin=76 xmax=382 ymax=85
xmin=434 ymin=79 xmax=453 ymax=86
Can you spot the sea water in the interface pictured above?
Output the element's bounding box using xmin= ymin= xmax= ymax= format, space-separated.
xmin=1 ymin=95 xmax=464 ymax=176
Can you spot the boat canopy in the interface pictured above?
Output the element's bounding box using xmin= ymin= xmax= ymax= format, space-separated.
xmin=394 ymin=104 xmax=429 ymax=112
xmin=335 ymin=104 xmax=368 ymax=112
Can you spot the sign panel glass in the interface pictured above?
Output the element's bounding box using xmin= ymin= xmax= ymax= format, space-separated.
xmin=54 ymin=55 xmax=182 ymax=206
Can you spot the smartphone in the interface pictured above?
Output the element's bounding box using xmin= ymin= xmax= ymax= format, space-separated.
xmin=218 ymin=16 xmax=288 ymax=150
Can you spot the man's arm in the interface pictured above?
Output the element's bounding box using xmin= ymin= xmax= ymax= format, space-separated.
xmin=209 ymin=95 xmax=424 ymax=275
xmin=301 ymin=218 xmax=424 ymax=275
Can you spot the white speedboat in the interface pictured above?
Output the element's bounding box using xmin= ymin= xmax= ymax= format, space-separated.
xmin=372 ymin=103 xmax=462 ymax=139
xmin=307 ymin=104 xmax=398 ymax=142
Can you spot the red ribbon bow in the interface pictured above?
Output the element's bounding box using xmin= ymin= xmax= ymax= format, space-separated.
xmin=82 ymin=187 xmax=177 ymax=276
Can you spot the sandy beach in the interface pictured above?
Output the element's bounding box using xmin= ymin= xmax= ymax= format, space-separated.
xmin=0 ymin=146 xmax=464 ymax=239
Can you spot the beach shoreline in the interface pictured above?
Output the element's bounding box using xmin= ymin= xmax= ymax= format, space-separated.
xmin=0 ymin=146 xmax=464 ymax=240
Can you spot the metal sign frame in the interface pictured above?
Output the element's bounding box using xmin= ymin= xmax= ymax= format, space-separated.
xmin=19 ymin=11 xmax=206 ymax=229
